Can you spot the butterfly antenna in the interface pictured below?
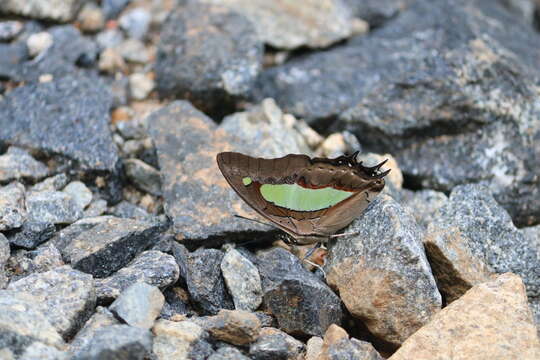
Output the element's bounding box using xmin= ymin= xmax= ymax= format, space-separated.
xmin=234 ymin=214 xmax=276 ymax=229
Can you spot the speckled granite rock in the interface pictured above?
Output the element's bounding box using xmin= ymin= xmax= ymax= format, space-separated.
xmin=95 ymin=250 xmax=179 ymax=303
xmin=156 ymin=3 xmax=262 ymax=116
xmin=388 ymin=273 xmax=540 ymax=360
xmin=8 ymin=265 xmax=96 ymax=340
xmin=199 ymin=0 xmax=353 ymax=49
xmin=26 ymin=191 xmax=83 ymax=225
xmin=249 ymin=327 xmax=305 ymax=360
xmin=0 ymin=0 xmax=83 ymax=22
xmin=0 ymin=147 xmax=48 ymax=184
xmin=68 ymin=307 xmax=120 ymax=355
xmin=8 ymin=220 xmax=55 ymax=249
xmin=152 ymin=320 xmax=214 ymax=360
xmin=221 ymin=248 xmax=263 ymax=311
xmin=194 ymin=310 xmax=261 ymax=346
xmin=6 ymin=243 xmax=64 ymax=283
xmin=317 ymin=324 xmax=383 ymax=360
xmin=124 ymin=158 xmax=161 ymax=196
xmin=326 ymin=195 xmax=441 ymax=345
xmin=109 ymin=283 xmax=164 ymax=329
xmin=399 ymin=189 xmax=448 ymax=229
xmin=18 ymin=341 xmax=70 ymax=360
xmin=0 ymin=182 xmax=26 ymax=231
xmin=257 ymin=248 xmax=343 ymax=337
xmin=63 ymin=181 xmax=93 ymax=210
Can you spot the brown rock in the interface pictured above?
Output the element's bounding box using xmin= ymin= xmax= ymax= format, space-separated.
xmin=196 ymin=309 xmax=261 ymax=345
xmin=316 ymin=324 xmax=383 ymax=360
xmin=305 ymin=336 xmax=323 ymax=360
xmin=423 ymin=225 xmax=493 ymax=303
xmin=152 ymin=319 xmax=212 ymax=360
xmin=389 ymin=273 xmax=540 ymax=360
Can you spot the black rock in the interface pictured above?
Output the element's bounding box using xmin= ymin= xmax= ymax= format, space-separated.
xmin=161 ymin=287 xmax=190 ymax=319
xmin=155 ymin=2 xmax=263 ymax=117
xmin=185 ymin=248 xmax=234 ymax=315
xmin=8 ymin=220 xmax=55 ymax=249
xmin=0 ymin=74 xmax=121 ymax=202
xmin=256 ymin=248 xmax=343 ymax=337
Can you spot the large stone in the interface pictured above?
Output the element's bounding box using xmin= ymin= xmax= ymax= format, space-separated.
xmin=199 ymin=0 xmax=353 ymax=49
xmin=68 ymin=307 xmax=120 ymax=355
xmin=0 ymin=74 xmax=120 ymax=201
xmin=152 ymin=320 xmax=214 ymax=360
xmin=0 ymin=182 xmax=26 ymax=231
xmin=221 ymin=248 xmax=263 ymax=311
xmin=156 ymin=3 xmax=262 ymax=116
xmin=0 ymin=0 xmax=83 ymax=22
xmin=109 ymin=283 xmax=165 ymax=329
xmin=257 ymin=248 xmax=343 ymax=337
xmin=26 ymin=191 xmax=83 ymax=225
xmin=61 ymin=217 xmax=166 ymax=278
xmin=8 ymin=220 xmax=56 ymax=249
xmin=148 ymin=101 xmax=273 ymax=247
xmin=18 ymin=342 xmax=69 ymax=360
xmin=0 ymin=147 xmax=49 ymax=184
xmin=5 ymin=243 xmax=64 ymax=283
xmin=388 ymin=273 xmax=540 ymax=360
xmin=8 ymin=266 xmax=96 ymax=339
xmin=194 ymin=309 xmax=261 ymax=346
xmin=326 ymin=195 xmax=442 ymax=345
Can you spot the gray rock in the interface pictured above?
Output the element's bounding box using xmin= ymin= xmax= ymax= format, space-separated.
xmin=325 ymin=195 xmax=442 ymax=345
xmin=400 ymin=190 xmax=449 ymax=229
xmin=8 ymin=221 xmax=55 ymax=249
xmin=0 ymin=74 xmax=120 ymax=201
xmin=124 ymin=158 xmax=161 ymax=196
xmin=6 ymin=243 xmax=64 ymax=282
xmin=128 ymin=73 xmax=154 ymax=100
xmin=115 ymin=120 xmax=147 ymax=140
xmin=0 ymin=182 xmax=26 ymax=231
xmin=0 ymin=42 xmax=28 ymax=82
xmin=63 ymin=181 xmax=93 ymax=210
xmin=249 ymin=327 xmax=305 ymax=360
xmin=160 ymin=287 xmax=189 ymax=319
xmin=0 ymin=147 xmax=49 ymax=184
xmin=257 ymin=248 xmax=343 ymax=337
xmin=8 ymin=265 xmax=96 ymax=340
xmin=428 ymin=184 xmax=540 ymax=300
xmin=193 ymin=309 xmax=261 ymax=346
xmin=69 ymin=307 xmax=120 ymax=355
xmin=0 ymin=291 xmax=65 ymax=354
xmin=148 ymin=101 xmax=271 ymax=247
xmin=26 ymin=191 xmax=83 ymax=225
xmin=95 ymin=250 xmax=179 ymax=303
xmin=209 ymin=346 xmax=250 ymax=360
xmin=109 ymin=283 xmax=164 ymax=329
xmin=96 ymin=28 xmax=124 ymax=49
xmin=115 ymin=38 xmax=148 ymax=64
xmin=118 ymin=7 xmax=151 ymax=40
xmin=84 ymin=199 xmax=108 ymax=218
xmin=342 ymin=0 xmax=414 ymax=27
xmin=61 ymin=217 xmax=165 ymax=278
xmin=199 ymin=0 xmax=353 ymax=49
xmin=72 ymin=325 xmax=153 ymax=360
xmin=0 ymin=0 xmax=83 ymax=22
xmin=185 ymin=248 xmax=234 ymax=314
xmin=31 ymin=174 xmax=69 ymax=193
xmin=0 ymin=20 xmax=23 ymax=41
xmin=326 ymin=338 xmax=384 ymax=360
xmin=108 ymin=201 xmax=152 ymax=220
xmin=49 ymin=216 xmax=115 ymax=253
xmin=0 ymin=233 xmax=9 ymax=288
xmin=19 ymin=342 xmax=69 ymax=360
xmin=221 ymin=248 xmax=263 ymax=311
xmin=153 ymin=320 xmax=214 ymax=360
xmin=102 ymin=0 xmax=131 ymax=20
xmin=156 ymin=3 xmax=262 ymax=116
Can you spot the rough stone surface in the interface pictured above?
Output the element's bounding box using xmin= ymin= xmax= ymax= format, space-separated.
xmin=257 ymin=248 xmax=343 ymax=337
xmin=148 ymin=101 xmax=271 ymax=247
xmin=95 ymin=250 xmax=179 ymax=303
xmin=26 ymin=191 xmax=83 ymax=225
xmin=5 ymin=243 xmax=64 ymax=283
xmin=0 ymin=233 xmax=9 ymax=287
xmin=72 ymin=325 xmax=153 ymax=360
xmin=8 ymin=221 xmax=55 ymax=249
xmin=0 ymin=20 xmax=23 ymax=41
xmin=49 ymin=216 xmax=114 ymax=253
xmin=61 ymin=217 xmax=166 ymax=278
xmin=0 ymin=0 xmax=83 ymax=22
xmin=31 ymin=174 xmax=69 ymax=193
xmin=184 ymin=248 xmax=234 ymax=314
xmin=0 ymin=182 xmax=27 ymax=231
xmin=249 ymin=327 xmax=305 ymax=360
xmin=63 ymin=181 xmax=93 ymax=210
xmin=152 ymin=320 xmax=214 ymax=360
xmin=221 ymin=248 xmax=263 ymax=311
xmin=388 ymin=273 xmax=540 ymax=360
xmin=399 ymin=189 xmax=448 ymax=229
xmin=0 ymin=147 xmax=49 ymax=184
xmin=108 ymin=201 xmax=152 ymax=221
xmin=199 ymin=0 xmax=353 ymax=49
xmin=68 ymin=307 xmax=120 ymax=355
xmin=0 ymin=291 xmax=65 ymax=354
xmin=124 ymin=158 xmax=162 ymax=196
xmin=326 ymin=195 xmax=442 ymax=345
xmin=208 ymin=346 xmax=251 ymax=360
xmin=318 ymin=324 xmax=383 ymax=360
xmin=305 ymin=336 xmax=324 ymax=360
xmin=342 ymin=0 xmax=414 ymax=27
xmin=8 ymin=265 xmax=96 ymax=340
xmin=156 ymin=3 xmax=262 ymax=116
xmin=19 ymin=341 xmax=69 ymax=360
xmin=194 ymin=310 xmax=261 ymax=346
xmin=427 ymin=184 xmax=540 ymax=301
xmin=109 ymin=283 xmax=165 ymax=329
xmin=160 ymin=287 xmax=190 ymax=320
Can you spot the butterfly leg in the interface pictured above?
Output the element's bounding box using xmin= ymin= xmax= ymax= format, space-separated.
xmin=304 ymin=259 xmax=326 ymax=278
xmin=329 ymin=231 xmax=360 ymax=238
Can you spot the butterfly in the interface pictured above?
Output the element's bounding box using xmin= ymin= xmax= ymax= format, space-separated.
xmin=216 ymin=151 xmax=389 ymax=245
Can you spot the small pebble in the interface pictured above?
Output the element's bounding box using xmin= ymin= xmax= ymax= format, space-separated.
xmin=27 ymin=32 xmax=53 ymax=58
xmin=63 ymin=181 xmax=93 ymax=210
xmin=119 ymin=8 xmax=151 ymax=40
xmin=78 ymin=3 xmax=106 ymax=33
xmin=98 ymin=47 xmax=126 ymax=74
xmin=129 ymin=73 xmax=155 ymax=100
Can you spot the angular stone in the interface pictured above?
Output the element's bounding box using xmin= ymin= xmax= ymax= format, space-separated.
xmin=110 ymin=283 xmax=165 ymax=329
xmin=148 ymin=101 xmax=271 ymax=247
xmin=72 ymin=325 xmax=153 ymax=360
xmin=427 ymin=184 xmax=540 ymax=300
xmin=68 ymin=307 xmax=120 ymax=355
xmin=8 ymin=221 xmax=55 ymax=249
xmin=0 ymin=291 xmax=65 ymax=354
xmin=194 ymin=310 xmax=261 ymax=346
xmin=0 ymin=147 xmax=49 ymax=184
xmin=221 ymin=248 xmax=263 ymax=311
xmin=31 ymin=174 xmax=69 ymax=193
xmin=156 ymin=3 xmax=262 ymax=116
xmin=305 ymin=336 xmax=324 ymax=360
xmin=257 ymin=248 xmax=343 ymax=337
xmin=95 ymin=250 xmax=179 ymax=303
xmin=124 ymin=158 xmax=162 ymax=196
xmin=61 ymin=217 xmax=166 ymax=278
xmin=208 ymin=346 xmax=250 ymax=360
xmin=318 ymin=324 xmax=383 ymax=360
xmin=200 ymin=0 xmax=353 ymax=49
xmin=63 ymin=181 xmax=93 ymax=210
xmin=0 ymin=74 xmax=120 ymax=198
xmin=19 ymin=341 xmax=69 ymax=360
xmin=184 ymin=248 xmax=234 ymax=314
xmin=83 ymin=199 xmax=108 ymax=218
xmin=326 ymin=195 xmax=442 ymax=345
xmin=5 ymin=243 xmax=64 ymax=283
xmin=152 ymin=320 xmax=214 ymax=360
xmin=8 ymin=265 xmax=96 ymax=339
xmin=0 ymin=182 xmax=26 ymax=231
xmin=0 ymin=20 xmax=23 ymax=41
xmin=161 ymin=287 xmax=190 ymax=320
xmin=388 ymin=273 xmax=540 ymax=360
xmin=342 ymin=0 xmax=414 ymax=27
xmin=249 ymin=327 xmax=305 ymax=360
xmin=26 ymin=191 xmax=83 ymax=225
xmin=49 ymin=216 xmax=115 ymax=253
xmin=108 ymin=201 xmax=152 ymax=221
xmin=0 ymin=0 xmax=83 ymax=22
xmin=399 ymin=189 xmax=448 ymax=229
